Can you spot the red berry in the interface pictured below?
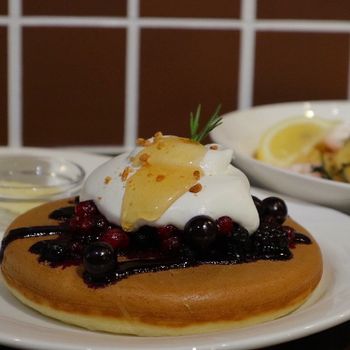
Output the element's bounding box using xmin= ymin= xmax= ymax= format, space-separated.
xmin=282 ymin=225 xmax=296 ymax=248
xmin=69 ymin=216 xmax=95 ymax=232
xmin=216 ymin=216 xmax=234 ymax=236
xmin=157 ymin=225 xmax=178 ymax=240
xmin=95 ymin=215 xmax=108 ymax=230
xmin=69 ymin=217 xmax=80 ymax=231
xmin=80 ymin=217 xmax=96 ymax=231
xmin=71 ymin=241 xmax=84 ymax=254
xmin=161 ymin=236 xmax=181 ymax=253
xmin=75 ymin=200 xmax=98 ymax=217
xmin=101 ymin=228 xmax=129 ymax=249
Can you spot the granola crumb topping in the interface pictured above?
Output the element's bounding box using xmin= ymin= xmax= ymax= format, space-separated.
xmin=136 ymin=138 xmax=146 ymax=146
xmin=104 ymin=176 xmax=112 ymax=185
xmin=193 ymin=170 xmax=201 ymax=180
xmin=120 ymin=166 xmax=133 ymax=181
xmin=156 ymin=174 xmax=165 ymax=182
xmin=210 ymin=144 xmax=219 ymax=150
xmin=136 ymin=138 xmax=152 ymax=147
xmin=139 ymin=153 xmax=150 ymax=164
xmin=189 ymin=183 xmax=202 ymax=193
xmin=154 ymin=131 xmax=163 ymax=140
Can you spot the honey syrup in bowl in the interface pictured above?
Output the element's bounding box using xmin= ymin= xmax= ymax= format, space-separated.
xmin=0 ymin=155 xmax=85 ymax=222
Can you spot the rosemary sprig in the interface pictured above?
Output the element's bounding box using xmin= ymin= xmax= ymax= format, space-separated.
xmin=190 ymin=104 xmax=222 ymax=142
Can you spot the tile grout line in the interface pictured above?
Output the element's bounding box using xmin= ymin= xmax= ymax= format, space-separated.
xmin=61 ymin=145 xmax=127 ymax=155
xmin=347 ymin=35 xmax=350 ymax=100
xmin=237 ymin=0 xmax=257 ymax=110
xmin=2 ymin=16 xmax=350 ymax=31
xmin=254 ymin=20 xmax=350 ymax=32
xmin=7 ymin=0 xmax=22 ymax=147
xmin=124 ymin=0 xmax=140 ymax=150
xmin=2 ymin=11 xmax=350 ymax=152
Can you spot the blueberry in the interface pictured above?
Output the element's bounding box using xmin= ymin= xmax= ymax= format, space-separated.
xmin=40 ymin=241 xmax=70 ymax=263
xmin=178 ymin=246 xmax=197 ymax=263
xmin=262 ymin=197 xmax=288 ymax=224
xmin=184 ymin=215 xmax=218 ymax=253
xmin=130 ymin=226 xmax=159 ymax=249
xmin=252 ymin=196 xmax=264 ymax=219
xmin=83 ymin=242 xmax=116 ymax=276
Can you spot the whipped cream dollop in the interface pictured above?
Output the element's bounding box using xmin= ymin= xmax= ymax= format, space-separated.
xmin=80 ymin=136 xmax=259 ymax=233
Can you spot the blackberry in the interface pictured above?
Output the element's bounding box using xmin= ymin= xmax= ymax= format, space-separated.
xmin=226 ymin=225 xmax=251 ymax=262
xmin=252 ymin=222 xmax=291 ymax=260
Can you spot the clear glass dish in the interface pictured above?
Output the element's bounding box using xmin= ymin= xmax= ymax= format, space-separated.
xmin=0 ymin=155 xmax=85 ymax=227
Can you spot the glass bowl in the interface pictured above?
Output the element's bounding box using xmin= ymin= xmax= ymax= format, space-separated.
xmin=0 ymin=155 xmax=85 ymax=226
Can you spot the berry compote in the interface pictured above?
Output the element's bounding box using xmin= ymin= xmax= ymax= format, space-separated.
xmin=0 ymin=196 xmax=312 ymax=288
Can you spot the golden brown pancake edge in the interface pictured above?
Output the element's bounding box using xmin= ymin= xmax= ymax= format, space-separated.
xmin=1 ymin=199 xmax=323 ymax=336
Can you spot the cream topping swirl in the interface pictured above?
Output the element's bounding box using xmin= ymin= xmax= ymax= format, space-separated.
xmin=80 ymin=137 xmax=259 ymax=233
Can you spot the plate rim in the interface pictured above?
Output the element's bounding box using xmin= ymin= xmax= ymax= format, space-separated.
xmin=0 ymin=150 xmax=349 ymax=350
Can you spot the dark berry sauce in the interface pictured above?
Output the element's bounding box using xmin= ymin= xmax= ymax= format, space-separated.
xmin=0 ymin=196 xmax=312 ymax=288
xmin=0 ymin=226 xmax=69 ymax=262
xmin=48 ymin=206 xmax=75 ymax=221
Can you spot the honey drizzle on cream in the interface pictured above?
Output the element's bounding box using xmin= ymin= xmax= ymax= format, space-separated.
xmin=121 ymin=136 xmax=206 ymax=231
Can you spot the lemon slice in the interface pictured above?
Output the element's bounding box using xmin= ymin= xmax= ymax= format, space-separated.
xmin=256 ymin=116 xmax=338 ymax=167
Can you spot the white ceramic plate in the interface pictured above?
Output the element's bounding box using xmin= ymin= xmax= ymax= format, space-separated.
xmin=210 ymin=100 xmax=350 ymax=213
xmin=0 ymin=147 xmax=349 ymax=350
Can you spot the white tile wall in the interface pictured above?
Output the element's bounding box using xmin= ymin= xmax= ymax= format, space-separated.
xmin=1 ymin=0 xmax=350 ymax=153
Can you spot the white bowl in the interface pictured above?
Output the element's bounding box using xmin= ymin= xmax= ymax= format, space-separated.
xmin=210 ymin=100 xmax=350 ymax=213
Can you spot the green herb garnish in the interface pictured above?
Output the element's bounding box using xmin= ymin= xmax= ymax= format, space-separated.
xmin=190 ymin=104 xmax=222 ymax=142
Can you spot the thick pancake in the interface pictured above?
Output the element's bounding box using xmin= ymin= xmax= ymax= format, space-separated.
xmin=1 ymin=199 xmax=323 ymax=336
